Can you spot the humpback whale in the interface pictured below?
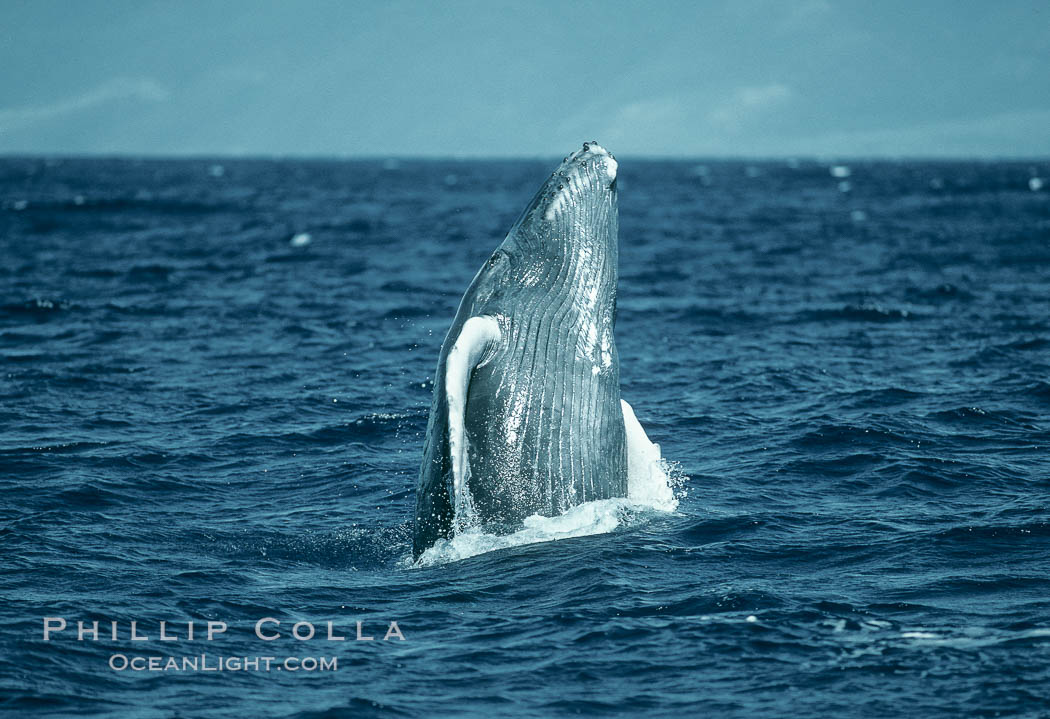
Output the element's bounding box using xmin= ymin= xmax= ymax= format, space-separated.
xmin=413 ymin=142 xmax=655 ymax=559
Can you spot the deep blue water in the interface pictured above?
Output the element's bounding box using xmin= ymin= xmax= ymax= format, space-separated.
xmin=2 ymin=156 xmax=1049 ymax=718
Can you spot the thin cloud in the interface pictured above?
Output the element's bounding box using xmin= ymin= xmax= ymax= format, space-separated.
xmin=783 ymin=108 xmax=1050 ymax=156
xmin=777 ymin=0 xmax=833 ymax=33
xmin=0 ymin=78 xmax=169 ymax=132
xmin=707 ymin=84 xmax=793 ymax=130
xmin=601 ymin=97 xmax=684 ymax=146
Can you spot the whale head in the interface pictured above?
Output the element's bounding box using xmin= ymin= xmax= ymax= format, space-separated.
xmin=510 ymin=141 xmax=618 ymax=247
xmin=462 ymin=141 xmax=621 ymax=314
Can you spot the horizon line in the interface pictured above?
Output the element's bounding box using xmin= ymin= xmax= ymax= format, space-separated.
xmin=2 ymin=151 xmax=1048 ymax=163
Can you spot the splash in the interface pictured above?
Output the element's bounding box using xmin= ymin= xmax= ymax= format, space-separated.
xmin=413 ymin=420 xmax=682 ymax=566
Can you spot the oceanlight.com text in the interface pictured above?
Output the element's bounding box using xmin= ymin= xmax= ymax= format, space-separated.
xmin=108 ymin=654 xmax=339 ymax=672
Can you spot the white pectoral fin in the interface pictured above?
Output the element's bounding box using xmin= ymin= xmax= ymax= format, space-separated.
xmin=445 ymin=315 xmax=502 ymax=530
xmin=622 ymin=399 xmax=676 ymax=509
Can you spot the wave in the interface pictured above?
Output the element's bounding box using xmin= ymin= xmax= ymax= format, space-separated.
xmin=797 ymin=304 xmax=917 ymax=323
xmin=207 ymin=524 xmax=412 ymax=571
xmin=0 ymin=298 xmax=77 ymax=319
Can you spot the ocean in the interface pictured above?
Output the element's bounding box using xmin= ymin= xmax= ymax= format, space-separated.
xmin=2 ymin=156 xmax=1048 ymax=717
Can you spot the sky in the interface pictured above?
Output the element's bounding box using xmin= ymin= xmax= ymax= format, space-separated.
xmin=1 ymin=0 xmax=1048 ymax=157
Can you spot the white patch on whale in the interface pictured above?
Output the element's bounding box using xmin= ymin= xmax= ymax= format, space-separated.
xmin=621 ymin=399 xmax=675 ymax=510
xmin=444 ymin=315 xmax=501 ymax=532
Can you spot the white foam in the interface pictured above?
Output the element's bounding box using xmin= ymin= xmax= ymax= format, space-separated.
xmin=1030 ymin=177 xmax=1044 ymax=191
xmin=290 ymin=232 xmax=311 ymax=247
xmin=830 ymin=165 xmax=851 ymax=178
xmin=414 ymin=498 xmax=632 ymax=565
